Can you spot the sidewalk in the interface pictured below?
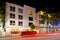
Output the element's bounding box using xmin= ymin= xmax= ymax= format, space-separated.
xmin=0 ymin=34 xmax=21 ymax=38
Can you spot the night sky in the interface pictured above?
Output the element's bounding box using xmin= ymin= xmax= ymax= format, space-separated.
xmin=1 ymin=0 xmax=60 ymax=12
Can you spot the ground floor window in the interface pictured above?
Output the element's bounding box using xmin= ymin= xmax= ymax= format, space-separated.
xmin=29 ymin=22 xmax=33 ymax=26
xmin=11 ymin=28 xmax=19 ymax=34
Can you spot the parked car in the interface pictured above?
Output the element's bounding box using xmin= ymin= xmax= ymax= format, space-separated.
xmin=21 ymin=31 xmax=37 ymax=36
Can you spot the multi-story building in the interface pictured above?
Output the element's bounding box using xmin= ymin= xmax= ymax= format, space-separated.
xmin=1 ymin=2 xmax=58 ymax=34
xmin=5 ymin=2 xmax=36 ymax=34
xmin=36 ymin=11 xmax=49 ymax=33
xmin=36 ymin=11 xmax=58 ymax=33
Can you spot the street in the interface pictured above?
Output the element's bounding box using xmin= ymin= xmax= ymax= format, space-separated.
xmin=0 ymin=33 xmax=60 ymax=40
xmin=0 ymin=36 xmax=60 ymax=40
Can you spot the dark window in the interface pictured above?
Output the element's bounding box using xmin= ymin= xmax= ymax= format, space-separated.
xmin=10 ymin=13 xmax=15 ymax=18
xmin=18 ymin=15 xmax=23 ymax=20
xmin=18 ymin=21 xmax=23 ymax=26
xmin=39 ymin=20 xmax=44 ymax=24
xmin=10 ymin=6 xmax=15 ymax=11
xmin=29 ymin=22 xmax=33 ymax=26
xmin=10 ymin=20 xmax=15 ymax=25
xmin=40 ymin=15 xmax=44 ymax=19
xmin=18 ymin=8 xmax=23 ymax=13
xmin=29 ymin=17 xmax=33 ymax=21
xmin=50 ymin=22 xmax=53 ymax=25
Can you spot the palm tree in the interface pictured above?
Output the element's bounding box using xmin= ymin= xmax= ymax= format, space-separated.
xmin=40 ymin=7 xmax=55 ymax=33
xmin=43 ymin=7 xmax=54 ymax=13
xmin=53 ymin=13 xmax=60 ymax=21
xmin=30 ymin=24 xmax=36 ymax=31
xmin=0 ymin=1 xmax=5 ymax=33
xmin=43 ymin=8 xmax=60 ymax=33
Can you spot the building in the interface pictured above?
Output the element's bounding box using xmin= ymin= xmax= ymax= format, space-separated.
xmin=5 ymin=2 xmax=36 ymax=34
xmin=36 ymin=11 xmax=59 ymax=33
xmin=1 ymin=2 xmax=58 ymax=34
xmin=36 ymin=11 xmax=48 ymax=33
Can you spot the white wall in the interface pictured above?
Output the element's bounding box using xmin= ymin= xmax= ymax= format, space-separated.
xmin=5 ymin=2 xmax=24 ymax=28
xmin=23 ymin=5 xmax=36 ymax=28
xmin=5 ymin=2 xmax=36 ymax=32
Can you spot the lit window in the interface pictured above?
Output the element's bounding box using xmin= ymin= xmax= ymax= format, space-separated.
xmin=18 ymin=15 xmax=23 ymax=20
xmin=18 ymin=21 xmax=23 ymax=26
xmin=29 ymin=22 xmax=33 ymax=26
xmin=10 ymin=13 xmax=15 ymax=18
xmin=18 ymin=8 xmax=23 ymax=13
xmin=28 ymin=11 xmax=33 ymax=15
xmin=10 ymin=6 xmax=15 ymax=11
xmin=10 ymin=20 xmax=15 ymax=25
xmin=29 ymin=17 xmax=33 ymax=21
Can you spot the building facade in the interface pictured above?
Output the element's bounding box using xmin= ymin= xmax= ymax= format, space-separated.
xmin=5 ymin=2 xmax=36 ymax=34
xmin=36 ymin=11 xmax=59 ymax=33
xmin=4 ymin=2 xmax=58 ymax=34
xmin=36 ymin=11 xmax=48 ymax=33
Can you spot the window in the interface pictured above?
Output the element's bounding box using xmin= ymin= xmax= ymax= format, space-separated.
xmin=10 ymin=6 xmax=15 ymax=11
xmin=10 ymin=20 xmax=15 ymax=25
xmin=18 ymin=15 xmax=23 ymax=20
xmin=40 ymin=15 xmax=44 ymax=19
xmin=29 ymin=17 xmax=33 ymax=21
xmin=10 ymin=13 xmax=15 ymax=18
xmin=39 ymin=20 xmax=44 ymax=24
xmin=18 ymin=21 xmax=23 ymax=26
xmin=18 ymin=8 xmax=23 ymax=13
xmin=50 ymin=22 xmax=53 ymax=25
xmin=29 ymin=22 xmax=33 ymax=26
xmin=47 ymin=21 xmax=49 ymax=24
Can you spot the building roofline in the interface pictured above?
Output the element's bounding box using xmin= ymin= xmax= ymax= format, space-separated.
xmin=6 ymin=2 xmax=23 ymax=7
xmin=6 ymin=2 xmax=36 ymax=9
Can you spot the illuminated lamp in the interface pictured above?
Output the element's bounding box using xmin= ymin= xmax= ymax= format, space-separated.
xmin=49 ymin=24 xmax=54 ymax=28
xmin=28 ymin=11 xmax=33 ymax=15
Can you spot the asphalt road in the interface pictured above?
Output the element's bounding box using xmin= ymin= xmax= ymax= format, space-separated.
xmin=0 ymin=36 xmax=60 ymax=40
xmin=0 ymin=33 xmax=60 ymax=40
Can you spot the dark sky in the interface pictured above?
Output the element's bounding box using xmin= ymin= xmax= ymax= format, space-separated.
xmin=2 ymin=0 xmax=60 ymax=12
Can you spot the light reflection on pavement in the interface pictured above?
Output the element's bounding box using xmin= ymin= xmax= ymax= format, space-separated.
xmin=0 ymin=33 xmax=60 ymax=40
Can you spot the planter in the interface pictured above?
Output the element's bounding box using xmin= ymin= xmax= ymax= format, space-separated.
xmin=11 ymin=31 xmax=19 ymax=34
